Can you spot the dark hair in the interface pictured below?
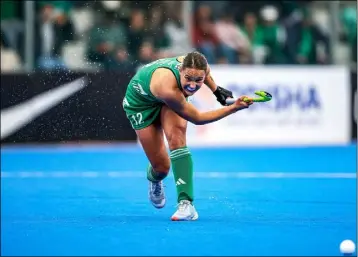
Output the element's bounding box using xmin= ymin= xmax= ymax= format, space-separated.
xmin=182 ymin=51 xmax=208 ymax=71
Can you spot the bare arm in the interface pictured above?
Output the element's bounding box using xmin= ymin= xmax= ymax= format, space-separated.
xmin=163 ymin=91 xmax=241 ymax=125
xmin=152 ymin=82 xmax=247 ymax=125
xmin=151 ymin=68 xmax=251 ymax=125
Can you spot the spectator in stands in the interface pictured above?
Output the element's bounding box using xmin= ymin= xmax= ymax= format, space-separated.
xmin=38 ymin=0 xmax=73 ymax=14
xmin=55 ymin=10 xmax=75 ymax=46
xmin=340 ymin=4 xmax=357 ymax=64
xmin=106 ymin=45 xmax=135 ymax=72
xmin=164 ymin=5 xmax=195 ymax=57
xmin=241 ymin=12 xmax=263 ymax=48
xmin=24 ymin=0 xmax=338 ymax=69
xmin=194 ymin=1 xmax=229 ymax=20
xmin=35 ymin=3 xmax=75 ymax=70
xmin=86 ymin=11 xmax=127 ymax=68
xmin=214 ymin=11 xmax=252 ymax=64
xmin=292 ymin=8 xmax=330 ymax=65
xmin=192 ymin=5 xmax=221 ymax=64
xmin=146 ymin=5 xmax=172 ymax=59
xmin=126 ymin=9 xmax=147 ymax=61
xmin=240 ymin=12 xmax=267 ymax=64
xmin=137 ymin=40 xmax=156 ymax=67
xmin=259 ymin=5 xmax=288 ymax=64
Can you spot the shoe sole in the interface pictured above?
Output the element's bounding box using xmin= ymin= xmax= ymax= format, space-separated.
xmin=171 ymin=212 xmax=199 ymax=221
xmin=151 ymin=198 xmax=166 ymax=209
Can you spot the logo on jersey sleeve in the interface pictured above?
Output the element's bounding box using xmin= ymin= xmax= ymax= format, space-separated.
xmin=133 ymin=83 xmax=148 ymax=95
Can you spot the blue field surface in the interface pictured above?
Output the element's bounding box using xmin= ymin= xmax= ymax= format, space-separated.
xmin=1 ymin=144 xmax=357 ymax=256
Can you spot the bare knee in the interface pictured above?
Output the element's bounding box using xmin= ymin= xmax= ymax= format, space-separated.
xmin=135 ymin=124 xmax=171 ymax=174
xmin=166 ymin=126 xmax=187 ymax=150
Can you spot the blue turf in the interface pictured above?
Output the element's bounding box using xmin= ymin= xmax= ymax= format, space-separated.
xmin=1 ymin=144 xmax=357 ymax=256
xmin=1 ymin=144 xmax=356 ymax=173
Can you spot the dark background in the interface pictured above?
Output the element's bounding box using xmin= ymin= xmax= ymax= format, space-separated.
xmin=1 ymin=70 xmax=136 ymax=143
xmin=351 ymin=70 xmax=357 ymax=140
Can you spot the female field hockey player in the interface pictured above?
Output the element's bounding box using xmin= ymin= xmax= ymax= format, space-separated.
xmin=122 ymin=51 xmax=253 ymax=221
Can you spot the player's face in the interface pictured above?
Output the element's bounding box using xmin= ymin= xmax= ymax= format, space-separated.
xmin=180 ymin=68 xmax=206 ymax=96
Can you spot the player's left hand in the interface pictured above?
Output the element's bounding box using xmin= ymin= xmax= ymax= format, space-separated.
xmin=213 ymin=86 xmax=234 ymax=106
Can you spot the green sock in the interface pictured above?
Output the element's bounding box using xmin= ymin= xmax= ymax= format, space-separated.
xmin=170 ymin=146 xmax=194 ymax=203
xmin=146 ymin=164 xmax=167 ymax=182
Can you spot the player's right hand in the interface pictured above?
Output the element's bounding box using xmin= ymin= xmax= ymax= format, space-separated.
xmin=234 ymin=96 xmax=253 ymax=110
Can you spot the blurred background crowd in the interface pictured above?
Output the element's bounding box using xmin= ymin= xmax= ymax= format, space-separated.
xmin=1 ymin=0 xmax=357 ymax=72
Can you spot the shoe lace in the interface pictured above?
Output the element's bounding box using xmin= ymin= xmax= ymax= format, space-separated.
xmin=152 ymin=181 xmax=163 ymax=197
xmin=178 ymin=200 xmax=191 ymax=212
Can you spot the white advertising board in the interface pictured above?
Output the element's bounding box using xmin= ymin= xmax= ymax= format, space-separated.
xmin=185 ymin=66 xmax=350 ymax=146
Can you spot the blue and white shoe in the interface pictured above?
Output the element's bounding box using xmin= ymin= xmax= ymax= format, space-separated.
xmin=149 ymin=180 xmax=166 ymax=208
xmin=171 ymin=200 xmax=199 ymax=221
